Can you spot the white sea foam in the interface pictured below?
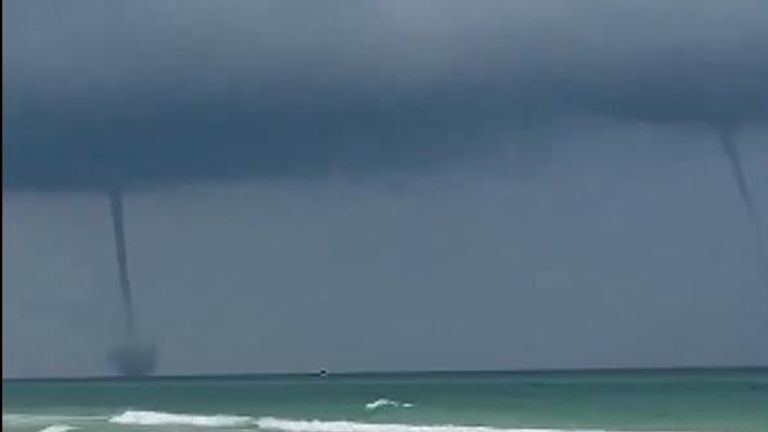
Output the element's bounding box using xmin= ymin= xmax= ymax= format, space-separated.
xmin=365 ymin=399 xmax=415 ymax=410
xmin=3 ymin=414 xmax=101 ymax=427
xmin=15 ymin=411 xmax=699 ymax=432
xmin=37 ymin=425 xmax=78 ymax=432
xmin=255 ymin=418 xmax=689 ymax=432
xmin=109 ymin=411 xmax=253 ymax=427
xmin=108 ymin=410 xmax=253 ymax=427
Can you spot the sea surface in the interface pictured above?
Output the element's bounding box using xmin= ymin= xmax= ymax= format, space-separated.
xmin=3 ymin=369 xmax=767 ymax=432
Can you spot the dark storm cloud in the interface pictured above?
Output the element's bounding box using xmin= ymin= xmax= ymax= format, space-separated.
xmin=4 ymin=0 xmax=767 ymax=190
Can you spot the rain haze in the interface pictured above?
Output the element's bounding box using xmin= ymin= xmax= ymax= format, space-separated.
xmin=3 ymin=0 xmax=768 ymax=378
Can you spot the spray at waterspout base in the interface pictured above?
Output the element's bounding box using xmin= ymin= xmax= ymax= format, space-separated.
xmin=109 ymin=339 xmax=158 ymax=377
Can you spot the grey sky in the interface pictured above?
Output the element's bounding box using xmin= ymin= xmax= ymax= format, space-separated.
xmin=4 ymin=0 xmax=767 ymax=189
xmin=2 ymin=1 xmax=768 ymax=377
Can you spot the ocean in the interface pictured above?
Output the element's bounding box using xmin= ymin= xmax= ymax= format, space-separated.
xmin=3 ymin=369 xmax=767 ymax=432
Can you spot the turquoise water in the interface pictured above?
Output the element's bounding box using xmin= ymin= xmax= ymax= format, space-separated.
xmin=3 ymin=370 xmax=768 ymax=432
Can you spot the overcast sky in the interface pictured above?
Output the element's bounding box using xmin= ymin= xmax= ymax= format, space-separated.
xmin=3 ymin=0 xmax=768 ymax=378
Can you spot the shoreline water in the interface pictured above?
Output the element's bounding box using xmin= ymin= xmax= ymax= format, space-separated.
xmin=5 ymin=368 xmax=767 ymax=431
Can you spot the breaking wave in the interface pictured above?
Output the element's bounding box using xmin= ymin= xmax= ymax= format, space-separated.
xmin=3 ymin=414 xmax=100 ymax=427
xmin=19 ymin=410 xmax=705 ymax=432
xmin=365 ymin=399 xmax=415 ymax=410
xmin=255 ymin=417 xmax=683 ymax=432
xmin=109 ymin=410 xmax=253 ymax=427
xmin=37 ymin=425 xmax=78 ymax=432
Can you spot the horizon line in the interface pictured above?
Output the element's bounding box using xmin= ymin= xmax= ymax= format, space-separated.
xmin=4 ymin=365 xmax=767 ymax=383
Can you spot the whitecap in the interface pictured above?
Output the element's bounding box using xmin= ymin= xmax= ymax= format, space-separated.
xmin=365 ymin=399 xmax=416 ymax=410
xmin=3 ymin=414 xmax=101 ymax=427
xmin=255 ymin=417 xmax=691 ymax=432
xmin=109 ymin=410 xmax=253 ymax=427
xmin=37 ymin=425 xmax=78 ymax=432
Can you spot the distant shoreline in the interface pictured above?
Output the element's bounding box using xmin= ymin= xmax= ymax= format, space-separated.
xmin=4 ymin=365 xmax=767 ymax=383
